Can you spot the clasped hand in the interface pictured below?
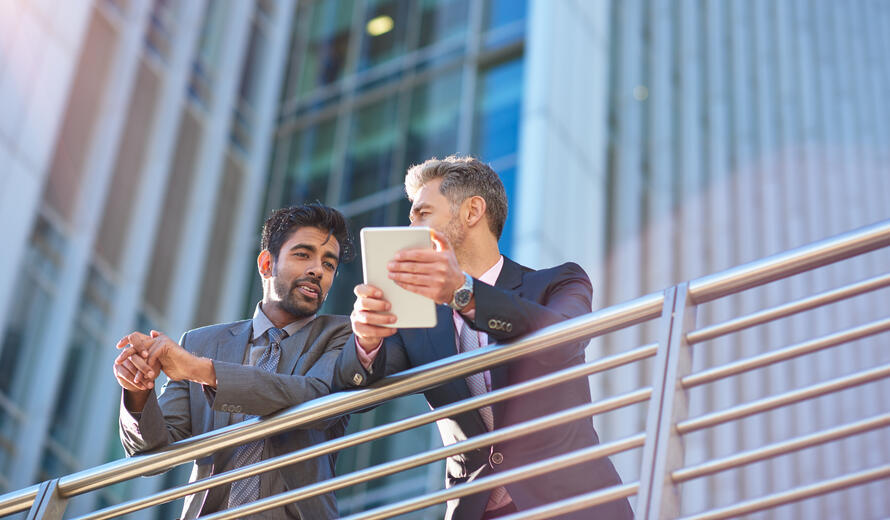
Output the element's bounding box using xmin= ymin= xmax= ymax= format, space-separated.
xmin=112 ymin=331 xmax=193 ymax=392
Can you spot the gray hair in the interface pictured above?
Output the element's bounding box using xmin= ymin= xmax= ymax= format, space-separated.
xmin=405 ymin=155 xmax=508 ymax=239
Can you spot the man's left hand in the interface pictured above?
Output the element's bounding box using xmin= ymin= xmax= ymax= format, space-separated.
xmin=387 ymin=229 xmax=466 ymax=305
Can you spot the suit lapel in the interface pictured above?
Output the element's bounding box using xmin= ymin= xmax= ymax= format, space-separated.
xmin=489 ymin=257 xmax=524 ymax=425
xmin=279 ymin=320 xmax=314 ymax=375
xmin=212 ymin=320 xmax=252 ymax=431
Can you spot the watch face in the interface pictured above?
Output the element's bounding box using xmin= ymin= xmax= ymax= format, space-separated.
xmin=454 ymin=288 xmax=472 ymax=307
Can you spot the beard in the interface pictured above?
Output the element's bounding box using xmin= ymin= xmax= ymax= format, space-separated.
xmin=273 ymin=273 xmax=324 ymax=319
xmin=443 ymin=212 xmax=467 ymax=250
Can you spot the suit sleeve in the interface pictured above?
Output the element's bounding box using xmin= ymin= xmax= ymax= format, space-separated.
xmin=332 ymin=332 xmax=411 ymax=391
xmin=470 ymin=262 xmax=592 ymax=366
xmin=119 ymin=332 xmax=195 ymax=456
xmin=211 ymin=321 xmax=352 ymax=420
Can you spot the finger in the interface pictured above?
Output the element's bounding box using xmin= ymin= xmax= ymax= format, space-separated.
xmin=150 ymin=330 xmax=161 ymax=338
xmin=352 ymin=309 xmax=398 ymax=326
xmin=129 ymin=354 xmax=155 ymax=379
xmin=389 ymin=271 xmax=445 ymax=287
xmin=354 ymin=295 xmax=391 ymax=312
xmin=354 ymin=284 xmax=383 ymax=298
xmin=115 ymin=361 xmax=143 ymax=389
xmin=114 ymin=346 xmax=139 ymax=365
xmin=127 ymin=332 xmax=153 ymax=353
xmin=392 ymin=248 xmax=440 ymax=263
xmin=115 ymin=336 xmax=131 ymax=350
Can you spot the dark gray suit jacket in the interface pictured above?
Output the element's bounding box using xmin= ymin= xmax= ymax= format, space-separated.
xmin=333 ymin=257 xmax=634 ymax=520
xmin=119 ymin=314 xmax=351 ymax=519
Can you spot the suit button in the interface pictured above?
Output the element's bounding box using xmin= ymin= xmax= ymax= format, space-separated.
xmin=352 ymin=373 xmax=364 ymax=385
xmin=490 ymin=452 xmax=504 ymax=465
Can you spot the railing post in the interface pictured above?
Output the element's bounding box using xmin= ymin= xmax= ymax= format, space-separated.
xmin=25 ymin=479 xmax=67 ymax=520
xmin=636 ymin=283 xmax=695 ymax=519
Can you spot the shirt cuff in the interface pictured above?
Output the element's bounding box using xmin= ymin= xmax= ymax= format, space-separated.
xmin=356 ymin=340 xmax=383 ymax=372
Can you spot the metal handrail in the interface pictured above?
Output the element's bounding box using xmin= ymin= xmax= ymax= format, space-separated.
xmin=76 ymin=347 xmax=657 ymax=520
xmin=1 ymin=218 xmax=888 ymax=519
xmin=0 ymin=291 xmax=663 ymax=516
xmin=687 ymin=218 xmax=890 ymax=303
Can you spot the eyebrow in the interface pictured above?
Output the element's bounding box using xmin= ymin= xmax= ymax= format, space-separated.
xmin=290 ymin=243 xmax=339 ymax=263
xmin=410 ymin=202 xmax=432 ymax=215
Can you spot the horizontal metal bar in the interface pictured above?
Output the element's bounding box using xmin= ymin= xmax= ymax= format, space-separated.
xmin=678 ymin=464 xmax=890 ymax=520
xmin=341 ymin=436 xmax=647 ymax=520
xmin=0 ymin=486 xmax=38 ymax=517
xmin=498 ymin=483 xmax=641 ymax=520
xmin=198 ymin=394 xmax=651 ymax=520
xmin=677 ymin=362 xmax=890 ymax=434
xmin=682 ymin=316 xmax=890 ymax=388
xmin=687 ymin=272 xmax=890 ymax=344
xmin=688 ymin=219 xmax=890 ymax=304
xmin=672 ymin=413 xmax=890 ymax=482
xmin=74 ymin=346 xmax=657 ymax=520
xmin=0 ymin=292 xmax=671 ymax=514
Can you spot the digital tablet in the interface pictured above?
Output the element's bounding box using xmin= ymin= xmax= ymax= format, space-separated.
xmin=360 ymin=226 xmax=438 ymax=328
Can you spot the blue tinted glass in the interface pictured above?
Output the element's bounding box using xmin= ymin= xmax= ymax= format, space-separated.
xmin=358 ymin=0 xmax=411 ymax=71
xmin=417 ymin=0 xmax=469 ymax=49
xmin=473 ymin=58 xmax=524 ymax=161
xmin=406 ymin=69 xmax=463 ymax=167
xmin=497 ymin=165 xmax=516 ymax=256
xmin=342 ymin=96 xmax=400 ymax=202
xmin=283 ymin=119 xmax=337 ymax=204
xmin=297 ymin=0 xmax=356 ymax=95
xmin=485 ymin=0 xmax=527 ymax=30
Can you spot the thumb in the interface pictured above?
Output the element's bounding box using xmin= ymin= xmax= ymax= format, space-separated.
xmin=150 ymin=330 xmax=162 ymax=338
xmin=429 ymin=229 xmax=451 ymax=252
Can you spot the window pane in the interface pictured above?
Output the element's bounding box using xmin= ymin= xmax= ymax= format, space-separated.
xmin=417 ymin=0 xmax=468 ymax=50
xmin=282 ymin=118 xmax=338 ymax=206
xmin=341 ymin=95 xmax=400 ymax=202
xmin=484 ymin=0 xmax=527 ymax=31
xmin=297 ymin=0 xmax=356 ymax=96
xmin=473 ymin=58 xmax=524 ymax=161
xmin=405 ymin=69 xmax=462 ymax=167
xmin=357 ymin=0 xmax=411 ymax=72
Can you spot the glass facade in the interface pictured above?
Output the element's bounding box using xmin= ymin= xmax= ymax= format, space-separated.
xmin=263 ymin=0 xmax=526 ymax=514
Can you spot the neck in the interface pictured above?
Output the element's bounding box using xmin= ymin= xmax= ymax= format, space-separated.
xmin=259 ymin=299 xmax=301 ymax=329
xmin=456 ymin=233 xmax=501 ymax=278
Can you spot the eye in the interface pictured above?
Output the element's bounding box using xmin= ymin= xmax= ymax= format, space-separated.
xmin=324 ymin=261 xmax=336 ymax=271
xmin=294 ymin=251 xmax=308 ymax=258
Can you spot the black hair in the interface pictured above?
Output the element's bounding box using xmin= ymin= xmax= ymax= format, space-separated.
xmin=261 ymin=203 xmax=355 ymax=264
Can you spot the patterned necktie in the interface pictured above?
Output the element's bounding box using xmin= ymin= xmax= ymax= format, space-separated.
xmin=459 ymin=324 xmax=511 ymax=507
xmin=459 ymin=324 xmax=494 ymax=431
xmin=227 ymin=327 xmax=287 ymax=509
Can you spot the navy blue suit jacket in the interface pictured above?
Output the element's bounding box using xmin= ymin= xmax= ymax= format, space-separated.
xmin=333 ymin=257 xmax=633 ymax=519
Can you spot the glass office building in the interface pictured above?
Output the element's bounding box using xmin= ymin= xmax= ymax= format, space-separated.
xmin=0 ymin=0 xmax=889 ymax=518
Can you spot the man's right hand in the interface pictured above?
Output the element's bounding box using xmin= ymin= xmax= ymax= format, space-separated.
xmin=350 ymin=284 xmax=398 ymax=352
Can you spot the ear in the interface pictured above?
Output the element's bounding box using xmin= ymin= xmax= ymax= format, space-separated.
xmin=257 ymin=249 xmax=274 ymax=279
xmin=464 ymin=195 xmax=487 ymax=228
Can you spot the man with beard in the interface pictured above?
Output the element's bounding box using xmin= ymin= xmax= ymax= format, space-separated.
xmin=333 ymin=156 xmax=633 ymax=520
xmin=113 ymin=203 xmax=353 ymax=520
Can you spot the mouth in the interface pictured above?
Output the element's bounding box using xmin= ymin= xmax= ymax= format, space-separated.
xmin=294 ymin=282 xmax=321 ymax=300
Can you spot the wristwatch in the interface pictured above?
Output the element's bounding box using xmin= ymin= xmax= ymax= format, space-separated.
xmin=449 ymin=272 xmax=474 ymax=311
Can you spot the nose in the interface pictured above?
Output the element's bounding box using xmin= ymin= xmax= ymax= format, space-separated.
xmin=305 ymin=261 xmax=323 ymax=279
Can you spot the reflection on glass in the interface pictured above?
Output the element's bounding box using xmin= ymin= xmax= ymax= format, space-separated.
xmin=297 ymin=0 xmax=356 ymax=96
xmin=283 ymin=118 xmax=337 ymax=206
xmin=342 ymin=96 xmax=400 ymax=202
xmin=358 ymin=0 xmax=410 ymax=71
xmin=473 ymin=58 xmax=524 ymax=161
xmin=484 ymin=0 xmax=527 ymax=31
xmin=417 ymin=0 xmax=469 ymax=49
xmin=406 ymin=69 xmax=462 ymax=167
xmin=190 ymin=1 xmax=228 ymax=106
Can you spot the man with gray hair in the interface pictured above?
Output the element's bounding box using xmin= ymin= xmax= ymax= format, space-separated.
xmin=333 ymin=156 xmax=633 ymax=519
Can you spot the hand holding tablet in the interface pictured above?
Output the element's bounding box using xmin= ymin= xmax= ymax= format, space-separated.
xmin=360 ymin=227 xmax=438 ymax=328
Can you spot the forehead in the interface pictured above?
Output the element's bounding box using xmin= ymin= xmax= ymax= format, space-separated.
xmin=282 ymin=226 xmax=340 ymax=255
xmin=411 ymin=178 xmax=448 ymax=208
